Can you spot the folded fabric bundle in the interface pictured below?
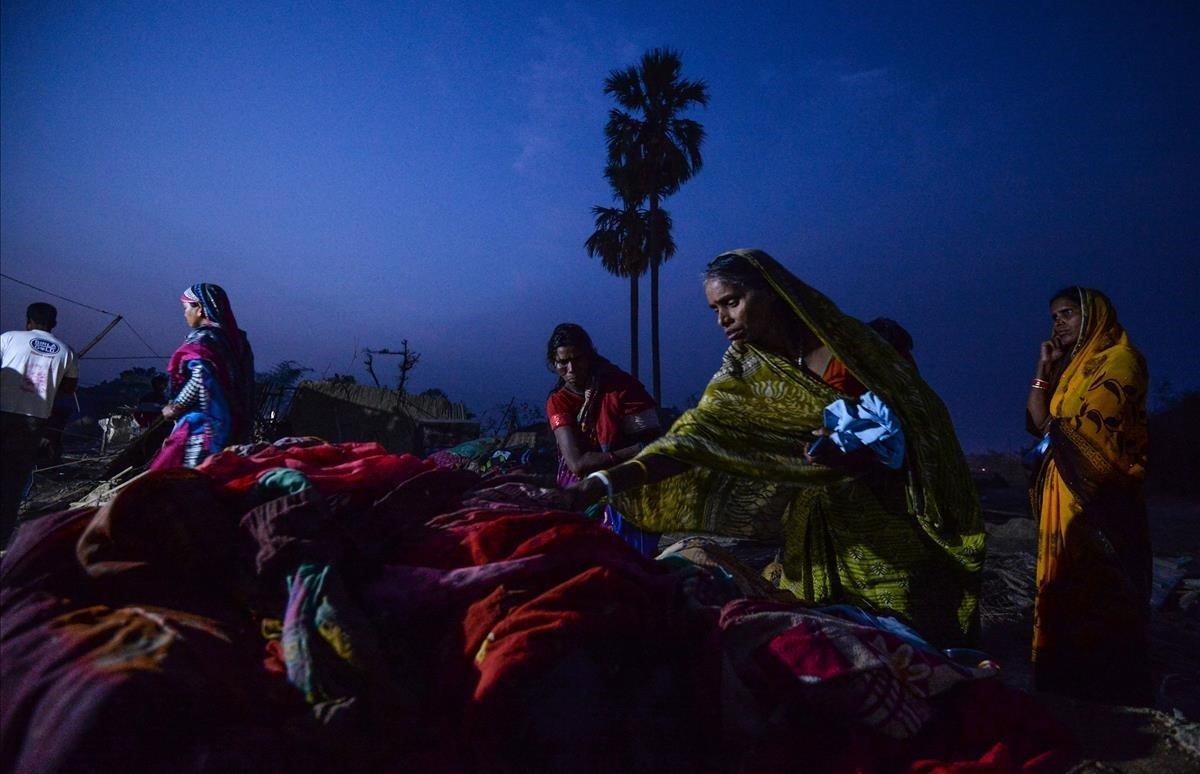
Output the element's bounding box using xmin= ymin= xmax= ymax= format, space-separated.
xmin=426 ymin=437 xmax=503 ymax=472
xmin=823 ymin=391 xmax=906 ymax=469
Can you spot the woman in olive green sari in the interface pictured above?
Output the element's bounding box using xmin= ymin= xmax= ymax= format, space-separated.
xmin=571 ymin=249 xmax=985 ymax=646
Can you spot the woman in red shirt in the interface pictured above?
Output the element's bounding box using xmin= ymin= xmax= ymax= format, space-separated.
xmin=545 ymin=323 xmax=662 ymax=488
xmin=545 ymin=324 xmax=662 ymax=556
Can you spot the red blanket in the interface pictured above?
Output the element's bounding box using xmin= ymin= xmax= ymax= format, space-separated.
xmin=198 ymin=440 xmax=434 ymax=496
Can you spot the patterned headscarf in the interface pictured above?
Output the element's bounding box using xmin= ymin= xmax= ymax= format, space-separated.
xmin=1046 ymin=287 xmax=1146 ymax=472
xmin=171 ymin=282 xmax=255 ymax=439
xmin=1054 ymin=287 xmax=1125 ymax=389
xmin=181 ymin=283 xmax=241 ymax=333
xmin=712 ymin=248 xmax=980 ymax=538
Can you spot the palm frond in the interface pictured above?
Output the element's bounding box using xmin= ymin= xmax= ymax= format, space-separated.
xmin=646 ymin=207 xmax=677 ymax=264
xmin=639 ymin=48 xmax=683 ymax=95
xmin=584 ymin=218 xmax=626 ymax=277
xmin=667 ymin=118 xmax=706 ymax=172
xmin=603 ymin=66 xmax=644 ymax=110
xmin=603 ymin=162 xmax=644 ymax=204
xmin=604 ymin=111 xmax=643 ymax=164
xmin=585 ymin=204 xmax=650 ymax=278
xmin=669 ymin=79 xmax=710 ymax=110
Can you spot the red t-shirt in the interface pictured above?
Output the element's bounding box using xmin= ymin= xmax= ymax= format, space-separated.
xmin=545 ymin=366 xmax=657 ymax=452
xmin=822 ymin=358 xmax=867 ymax=397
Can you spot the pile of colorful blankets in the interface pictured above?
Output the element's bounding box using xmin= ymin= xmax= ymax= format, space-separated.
xmin=425 ymin=436 xmax=555 ymax=478
xmin=1 ymin=441 xmax=1073 ymax=772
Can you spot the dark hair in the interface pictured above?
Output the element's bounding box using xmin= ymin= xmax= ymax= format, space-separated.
xmin=151 ymin=374 xmax=168 ymax=388
xmin=702 ymin=252 xmax=771 ymax=292
xmin=1049 ymin=286 xmax=1084 ymax=307
xmin=26 ymin=302 xmax=58 ymax=330
xmin=867 ymin=317 xmax=914 ymax=356
xmin=545 ymin=323 xmax=597 ymax=371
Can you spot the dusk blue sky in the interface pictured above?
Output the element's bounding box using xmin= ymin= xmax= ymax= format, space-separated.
xmin=2 ymin=1 xmax=1197 ymax=451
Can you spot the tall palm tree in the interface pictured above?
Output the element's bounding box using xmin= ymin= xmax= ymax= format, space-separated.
xmin=585 ymin=163 xmax=649 ymax=377
xmin=588 ymin=162 xmax=681 ymax=379
xmin=603 ymin=48 xmax=708 ymax=404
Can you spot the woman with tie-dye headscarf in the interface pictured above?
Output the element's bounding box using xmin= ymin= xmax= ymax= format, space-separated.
xmin=150 ymin=283 xmax=255 ymax=469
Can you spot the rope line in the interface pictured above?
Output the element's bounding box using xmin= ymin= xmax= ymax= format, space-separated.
xmin=33 ymin=457 xmax=105 ymax=473
xmin=122 ymin=319 xmax=163 ymax=358
xmin=0 ymin=273 xmax=119 ymax=316
xmin=3 ymin=272 xmax=165 ymax=358
xmin=80 ymin=356 xmax=164 ymax=360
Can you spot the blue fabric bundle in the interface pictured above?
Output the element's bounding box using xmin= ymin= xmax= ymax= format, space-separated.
xmin=822 ymin=391 xmax=906 ymax=469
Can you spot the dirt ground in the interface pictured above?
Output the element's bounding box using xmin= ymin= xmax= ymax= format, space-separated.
xmin=977 ymin=484 xmax=1200 ymax=771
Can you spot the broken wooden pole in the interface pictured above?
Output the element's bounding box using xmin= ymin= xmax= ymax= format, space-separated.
xmin=78 ymin=315 xmax=123 ymax=358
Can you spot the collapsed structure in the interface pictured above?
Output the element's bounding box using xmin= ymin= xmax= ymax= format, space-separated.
xmin=285 ymin=381 xmax=479 ymax=455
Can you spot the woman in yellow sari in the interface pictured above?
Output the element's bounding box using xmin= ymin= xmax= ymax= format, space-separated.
xmin=571 ymin=249 xmax=984 ymax=646
xmin=1026 ymin=287 xmax=1151 ymax=704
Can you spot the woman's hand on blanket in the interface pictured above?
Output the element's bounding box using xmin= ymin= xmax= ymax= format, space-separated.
xmin=564 ymin=476 xmax=606 ymax=511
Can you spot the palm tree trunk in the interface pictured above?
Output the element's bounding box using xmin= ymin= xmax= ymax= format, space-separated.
xmin=650 ymin=261 xmax=661 ymax=403
xmin=648 ymin=193 xmax=662 ymax=404
xmin=629 ymin=273 xmax=640 ymax=379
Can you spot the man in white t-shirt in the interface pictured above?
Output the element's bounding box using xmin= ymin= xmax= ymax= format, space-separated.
xmin=1 ymin=302 xmax=79 ymax=545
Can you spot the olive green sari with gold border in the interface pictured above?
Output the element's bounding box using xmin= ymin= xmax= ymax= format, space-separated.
xmin=616 ymin=249 xmax=984 ymax=645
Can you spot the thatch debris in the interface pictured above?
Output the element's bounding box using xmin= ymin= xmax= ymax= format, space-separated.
xmin=285 ymin=381 xmax=478 ymax=454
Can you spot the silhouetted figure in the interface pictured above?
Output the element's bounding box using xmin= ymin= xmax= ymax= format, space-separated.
xmin=867 ymin=317 xmax=917 ymax=366
xmin=135 ymin=374 xmax=169 ymax=428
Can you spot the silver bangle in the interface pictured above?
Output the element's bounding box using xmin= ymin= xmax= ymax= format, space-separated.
xmin=585 ymin=470 xmax=614 ymax=502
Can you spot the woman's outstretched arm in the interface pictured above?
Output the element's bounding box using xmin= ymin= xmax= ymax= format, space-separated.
xmin=553 ymin=426 xmax=619 ymax=476
xmin=566 ymin=453 xmax=692 ymax=508
xmin=554 ymin=421 xmax=663 ymax=477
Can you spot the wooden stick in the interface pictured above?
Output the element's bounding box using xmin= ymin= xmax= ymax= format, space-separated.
xmin=78 ymin=315 xmax=123 ymax=358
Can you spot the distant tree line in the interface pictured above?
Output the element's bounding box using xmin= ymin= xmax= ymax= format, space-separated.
xmin=1147 ymin=388 xmax=1199 ymax=496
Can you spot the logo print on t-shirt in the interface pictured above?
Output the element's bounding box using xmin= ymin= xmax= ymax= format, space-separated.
xmin=30 ymin=338 xmax=61 ymax=355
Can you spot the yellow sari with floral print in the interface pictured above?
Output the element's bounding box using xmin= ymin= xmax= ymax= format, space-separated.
xmin=617 ymin=249 xmax=985 ymax=646
xmin=1031 ymin=288 xmax=1151 ymax=704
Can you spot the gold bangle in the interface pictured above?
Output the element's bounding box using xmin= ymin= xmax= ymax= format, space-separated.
xmin=1031 ymin=378 xmax=1050 ymax=390
xmin=627 ymin=458 xmax=649 ymax=484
